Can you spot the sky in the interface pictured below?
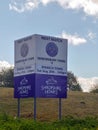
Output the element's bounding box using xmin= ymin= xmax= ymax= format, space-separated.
xmin=0 ymin=0 xmax=98 ymax=91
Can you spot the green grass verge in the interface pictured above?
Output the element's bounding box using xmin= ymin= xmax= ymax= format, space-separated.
xmin=1 ymin=114 xmax=98 ymax=130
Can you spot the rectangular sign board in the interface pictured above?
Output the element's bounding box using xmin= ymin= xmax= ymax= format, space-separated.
xmin=14 ymin=34 xmax=68 ymax=98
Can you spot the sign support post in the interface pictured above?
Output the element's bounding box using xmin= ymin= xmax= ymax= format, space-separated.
xmin=34 ymin=98 xmax=36 ymax=121
xmin=17 ymin=98 xmax=20 ymax=118
xmin=59 ymin=98 xmax=62 ymax=120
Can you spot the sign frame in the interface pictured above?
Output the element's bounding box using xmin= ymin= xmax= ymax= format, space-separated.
xmin=14 ymin=34 xmax=68 ymax=98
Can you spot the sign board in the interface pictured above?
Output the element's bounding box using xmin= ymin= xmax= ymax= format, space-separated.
xmin=14 ymin=34 xmax=68 ymax=98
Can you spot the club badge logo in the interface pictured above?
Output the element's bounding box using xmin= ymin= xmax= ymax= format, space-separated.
xmin=20 ymin=43 xmax=29 ymax=57
xmin=46 ymin=42 xmax=58 ymax=57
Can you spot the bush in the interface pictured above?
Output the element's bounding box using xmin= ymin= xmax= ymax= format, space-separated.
xmin=0 ymin=115 xmax=98 ymax=130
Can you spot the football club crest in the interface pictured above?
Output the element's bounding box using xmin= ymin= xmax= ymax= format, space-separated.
xmin=20 ymin=43 xmax=29 ymax=57
xmin=46 ymin=42 xmax=58 ymax=57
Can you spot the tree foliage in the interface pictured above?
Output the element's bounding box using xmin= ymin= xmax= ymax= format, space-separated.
xmin=67 ymin=71 xmax=82 ymax=91
xmin=0 ymin=67 xmax=14 ymax=87
xmin=90 ymin=85 xmax=98 ymax=93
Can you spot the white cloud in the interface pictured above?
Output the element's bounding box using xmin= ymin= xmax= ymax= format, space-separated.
xmin=0 ymin=61 xmax=13 ymax=72
xmin=9 ymin=1 xmax=24 ymax=13
xmin=25 ymin=0 xmax=39 ymax=10
xmin=9 ymin=0 xmax=98 ymax=17
xmin=60 ymin=32 xmax=87 ymax=45
xmin=87 ymin=31 xmax=96 ymax=40
xmin=9 ymin=0 xmax=39 ymax=13
xmin=53 ymin=0 xmax=98 ymax=17
xmin=93 ymin=0 xmax=98 ymax=3
xmin=41 ymin=0 xmax=55 ymax=5
xmin=78 ymin=77 xmax=98 ymax=92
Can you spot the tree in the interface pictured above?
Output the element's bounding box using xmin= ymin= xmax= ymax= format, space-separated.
xmin=90 ymin=84 xmax=98 ymax=93
xmin=67 ymin=71 xmax=82 ymax=91
xmin=0 ymin=73 xmax=3 ymax=86
xmin=1 ymin=67 xmax=14 ymax=87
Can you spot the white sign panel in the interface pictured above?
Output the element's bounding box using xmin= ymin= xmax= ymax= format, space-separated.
xmin=35 ymin=34 xmax=67 ymax=76
xmin=14 ymin=35 xmax=35 ymax=77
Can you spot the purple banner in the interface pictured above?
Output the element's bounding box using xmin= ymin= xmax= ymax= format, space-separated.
xmin=14 ymin=74 xmax=35 ymax=98
xmin=14 ymin=73 xmax=67 ymax=98
xmin=35 ymin=74 xmax=67 ymax=98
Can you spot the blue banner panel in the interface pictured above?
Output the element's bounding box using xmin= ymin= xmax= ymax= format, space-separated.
xmin=35 ymin=74 xmax=67 ymax=98
xmin=14 ymin=74 xmax=35 ymax=98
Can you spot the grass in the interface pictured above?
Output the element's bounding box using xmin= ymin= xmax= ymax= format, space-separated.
xmin=1 ymin=114 xmax=98 ymax=130
xmin=0 ymin=87 xmax=98 ymax=121
xmin=1 ymin=87 xmax=98 ymax=129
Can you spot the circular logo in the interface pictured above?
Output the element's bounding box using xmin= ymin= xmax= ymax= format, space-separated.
xmin=46 ymin=42 xmax=58 ymax=57
xmin=20 ymin=43 xmax=29 ymax=57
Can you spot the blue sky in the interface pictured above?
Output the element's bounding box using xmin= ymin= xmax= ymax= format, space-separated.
xmin=0 ymin=0 xmax=98 ymax=90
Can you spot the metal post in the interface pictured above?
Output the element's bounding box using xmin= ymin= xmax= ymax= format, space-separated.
xmin=59 ymin=98 xmax=62 ymax=120
xmin=17 ymin=98 xmax=20 ymax=118
xmin=34 ymin=98 xmax=36 ymax=121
